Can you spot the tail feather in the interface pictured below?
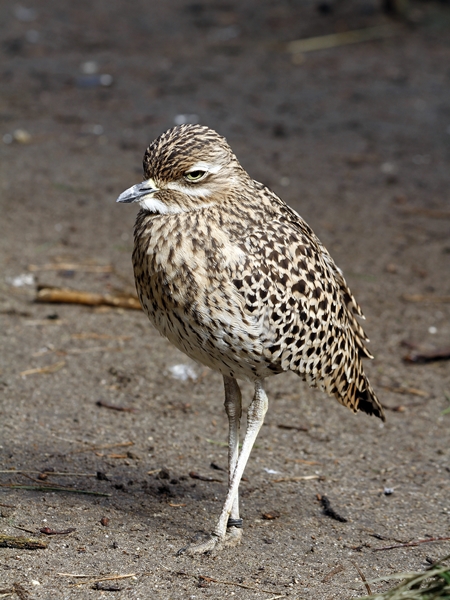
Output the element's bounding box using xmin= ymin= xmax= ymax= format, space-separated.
xmin=355 ymin=383 xmax=385 ymax=421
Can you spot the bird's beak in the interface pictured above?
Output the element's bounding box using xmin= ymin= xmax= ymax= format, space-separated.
xmin=116 ymin=180 xmax=158 ymax=204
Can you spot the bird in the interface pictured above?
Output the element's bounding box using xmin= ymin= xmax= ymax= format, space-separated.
xmin=116 ymin=123 xmax=384 ymax=555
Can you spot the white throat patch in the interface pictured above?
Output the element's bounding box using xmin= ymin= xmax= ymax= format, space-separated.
xmin=139 ymin=197 xmax=184 ymax=214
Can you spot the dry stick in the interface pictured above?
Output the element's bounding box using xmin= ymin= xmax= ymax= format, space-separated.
xmin=0 ymin=470 xmax=105 ymax=478
xmin=12 ymin=583 xmax=30 ymax=600
xmin=284 ymin=458 xmax=321 ymax=465
xmin=71 ymin=333 xmax=131 ymax=340
xmin=198 ymin=575 xmax=287 ymax=596
xmin=402 ymin=294 xmax=450 ymax=303
xmin=36 ymin=287 xmax=141 ymax=310
xmin=322 ymin=564 xmax=344 ymax=583
xmin=0 ymin=484 xmax=110 ymax=496
xmin=162 ymin=562 xmax=286 ymax=596
xmin=189 ymin=471 xmax=223 ymax=483
xmin=286 ymin=25 xmax=396 ymax=54
xmin=66 ymin=346 xmax=122 ymax=354
xmin=10 ymin=525 xmax=36 ymax=535
xmin=403 ymin=347 xmax=450 ymax=363
xmin=174 ymin=570 xmax=286 ymax=596
xmin=29 ymin=263 xmax=113 ymax=273
xmin=277 ymin=423 xmax=309 ymax=432
xmin=273 ymin=475 xmax=320 ymax=483
xmin=19 ymin=360 xmax=65 ymax=377
xmin=0 ymin=534 xmax=47 ymax=549
xmin=351 ymin=561 xmax=372 ymax=595
xmin=57 ymin=573 xmax=137 ymax=588
xmin=68 ymin=440 xmax=134 ymax=454
xmin=96 ymin=400 xmax=138 ymax=413
xmin=398 ymin=207 xmax=450 ymax=220
xmin=381 ymin=385 xmax=428 ymax=397
xmin=373 ymin=536 xmax=450 ymax=552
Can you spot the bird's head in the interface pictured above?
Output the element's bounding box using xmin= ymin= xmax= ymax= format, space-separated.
xmin=116 ymin=124 xmax=248 ymax=213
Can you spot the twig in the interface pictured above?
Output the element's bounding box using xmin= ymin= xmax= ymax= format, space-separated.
xmin=96 ymin=400 xmax=138 ymax=413
xmin=189 ymin=471 xmax=223 ymax=483
xmin=287 ymin=25 xmax=396 ymax=55
xmin=322 ymin=564 xmax=344 ymax=583
xmin=351 ymin=561 xmax=372 ymax=595
xmin=68 ymin=440 xmax=134 ymax=454
xmin=57 ymin=573 xmax=136 ymax=587
xmin=36 ymin=287 xmax=141 ymax=310
xmin=0 ymin=484 xmax=110 ymax=496
xmin=273 ymin=475 xmax=320 ymax=482
xmin=12 ymin=583 xmax=30 ymax=600
xmin=320 ymin=495 xmax=348 ymax=522
xmin=381 ymin=385 xmax=428 ymax=397
xmin=0 ymin=470 xmax=104 ymax=478
xmin=198 ymin=575 xmax=287 ymax=596
xmin=175 ymin=570 xmax=285 ymax=595
xmin=403 ymin=347 xmax=450 ymax=364
xmin=72 ymin=333 xmax=131 ymax=340
xmin=19 ymin=360 xmax=65 ymax=377
xmin=373 ymin=536 xmax=450 ymax=551
xmin=10 ymin=525 xmax=36 ymax=535
xmin=277 ymin=423 xmax=309 ymax=432
xmin=66 ymin=346 xmax=122 ymax=354
xmin=160 ymin=562 xmax=286 ymax=595
xmin=402 ymin=294 xmax=450 ymax=303
xmin=398 ymin=207 xmax=450 ymax=220
xmin=0 ymin=534 xmax=47 ymax=549
xmin=285 ymin=458 xmax=321 ymax=465
xmin=40 ymin=527 xmax=76 ymax=535
xmin=29 ymin=263 xmax=112 ymax=273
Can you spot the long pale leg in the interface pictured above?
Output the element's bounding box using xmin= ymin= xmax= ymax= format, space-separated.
xmin=179 ymin=379 xmax=268 ymax=555
xmin=223 ymin=376 xmax=242 ymax=546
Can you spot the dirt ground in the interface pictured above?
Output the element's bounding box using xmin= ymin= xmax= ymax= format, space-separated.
xmin=1 ymin=1 xmax=450 ymax=598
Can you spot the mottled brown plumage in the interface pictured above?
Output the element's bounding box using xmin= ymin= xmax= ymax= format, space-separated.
xmin=117 ymin=123 xmax=384 ymax=554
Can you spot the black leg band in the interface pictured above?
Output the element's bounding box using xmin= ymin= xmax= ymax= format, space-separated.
xmin=227 ymin=517 xmax=243 ymax=529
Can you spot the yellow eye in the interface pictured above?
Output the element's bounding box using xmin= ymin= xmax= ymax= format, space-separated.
xmin=184 ymin=170 xmax=206 ymax=182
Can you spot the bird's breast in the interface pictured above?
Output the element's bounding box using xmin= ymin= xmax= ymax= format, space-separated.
xmin=132 ymin=212 xmax=271 ymax=378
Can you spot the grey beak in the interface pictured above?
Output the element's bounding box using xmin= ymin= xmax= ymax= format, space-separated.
xmin=116 ymin=182 xmax=157 ymax=204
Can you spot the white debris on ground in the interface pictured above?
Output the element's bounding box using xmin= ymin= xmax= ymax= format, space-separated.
xmin=7 ymin=273 xmax=35 ymax=287
xmin=263 ymin=468 xmax=281 ymax=475
xmin=168 ymin=364 xmax=197 ymax=381
xmin=174 ymin=114 xmax=199 ymax=125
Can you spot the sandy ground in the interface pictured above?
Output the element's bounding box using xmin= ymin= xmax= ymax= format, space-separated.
xmin=1 ymin=1 xmax=450 ymax=598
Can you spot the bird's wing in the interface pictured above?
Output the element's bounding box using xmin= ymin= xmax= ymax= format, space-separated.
xmin=230 ymin=187 xmax=384 ymax=420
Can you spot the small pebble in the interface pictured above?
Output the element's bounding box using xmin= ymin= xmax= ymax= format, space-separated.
xmin=13 ymin=129 xmax=32 ymax=144
xmin=174 ymin=114 xmax=199 ymax=125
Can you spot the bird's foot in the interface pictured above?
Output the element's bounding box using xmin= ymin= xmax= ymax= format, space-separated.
xmin=177 ymin=527 xmax=242 ymax=556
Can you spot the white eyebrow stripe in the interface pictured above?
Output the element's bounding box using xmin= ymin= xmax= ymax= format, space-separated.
xmin=186 ymin=161 xmax=223 ymax=174
xmin=166 ymin=181 xmax=212 ymax=197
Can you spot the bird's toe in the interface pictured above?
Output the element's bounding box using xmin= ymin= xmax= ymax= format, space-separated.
xmin=223 ymin=525 xmax=242 ymax=547
xmin=177 ymin=533 xmax=221 ymax=556
xmin=176 ymin=526 xmax=242 ymax=555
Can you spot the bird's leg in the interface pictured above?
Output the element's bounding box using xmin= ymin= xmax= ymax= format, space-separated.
xmin=223 ymin=376 xmax=242 ymax=546
xmin=179 ymin=379 xmax=268 ymax=555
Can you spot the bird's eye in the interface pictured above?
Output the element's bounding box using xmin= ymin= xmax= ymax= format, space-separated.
xmin=184 ymin=170 xmax=206 ymax=182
